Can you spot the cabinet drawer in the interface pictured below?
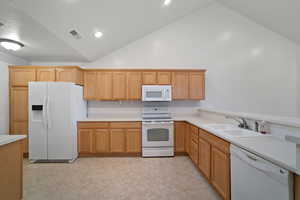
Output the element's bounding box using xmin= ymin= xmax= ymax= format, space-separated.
xmin=190 ymin=125 xmax=199 ymax=143
xmin=78 ymin=122 xmax=109 ymax=129
xmin=110 ymin=122 xmax=141 ymax=129
xmin=199 ymin=129 xmax=230 ymax=153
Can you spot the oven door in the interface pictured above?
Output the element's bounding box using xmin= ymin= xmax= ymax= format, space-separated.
xmin=142 ymin=121 xmax=174 ymax=147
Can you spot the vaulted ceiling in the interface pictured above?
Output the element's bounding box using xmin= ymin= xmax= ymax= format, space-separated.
xmin=0 ymin=0 xmax=213 ymax=62
xmin=0 ymin=0 xmax=299 ymax=63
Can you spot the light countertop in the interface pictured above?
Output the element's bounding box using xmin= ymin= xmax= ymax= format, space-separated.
xmin=0 ymin=135 xmax=27 ymax=146
xmin=78 ymin=116 xmax=299 ymax=174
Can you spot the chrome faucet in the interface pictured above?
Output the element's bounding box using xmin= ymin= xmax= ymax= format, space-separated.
xmin=226 ymin=116 xmax=250 ymax=130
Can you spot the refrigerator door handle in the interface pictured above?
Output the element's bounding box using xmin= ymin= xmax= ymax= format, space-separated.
xmin=42 ymin=96 xmax=48 ymax=128
xmin=47 ymin=96 xmax=52 ymax=129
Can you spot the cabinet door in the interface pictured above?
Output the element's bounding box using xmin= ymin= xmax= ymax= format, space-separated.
xmin=211 ymin=147 xmax=230 ymax=200
xmin=11 ymin=88 xmax=28 ymax=122
xmin=142 ymin=72 xmax=157 ymax=84
xmin=198 ymin=137 xmax=211 ymax=179
xmin=97 ymin=72 xmax=113 ymax=100
xmin=36 ymin=68 xmax=56 ymax=81
xmin=175 ymin=122 xmax=185 ymax=152
xmin=94 ymin=129 xmax=110 ymax=153
xmin=78 ymin=129 xmax=94 ymax=153
xmin=189 ymin=72 xmax=205 ymax=100
xmin=127 ymin=72 xmax=142 ymax=100
xmin=56 ymin=68 xmax=76 ymax=82
xmin=84 ymin=72 xmax=97 ymax=100
xmin=113 ymin=72 xmax=127 ymax=100
xmin=190 ymin=140 xmax=198 ymax=165
xmin=172 ymin=72 xmax=189 ymax=99
xmin=157 ymin=72 xmax=171 ymax=85
xmin=110 ymin=129 xmax=125 ymax=153
xmin=185 ymin=124 xmax=190 ymax=155
xmin=10 ymin=68 xmax=36 ymax=87
xmin=126 ymin=129 xmax=141 ymax=153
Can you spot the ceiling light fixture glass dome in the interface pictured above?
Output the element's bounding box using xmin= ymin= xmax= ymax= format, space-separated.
xmin=0 ymin=38 xmax=24 ymax=51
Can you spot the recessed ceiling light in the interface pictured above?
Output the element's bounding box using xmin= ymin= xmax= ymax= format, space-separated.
xmin=94 ymin=31 xmax=103 ymax=38
xmin=0 ymin=38 xmax=24 ymax=51
xmin=163 ymin=0 xmax=172 ymax=6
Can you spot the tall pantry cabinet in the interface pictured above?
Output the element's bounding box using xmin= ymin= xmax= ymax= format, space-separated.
xmin=9 ymin=66 xmax=83 ymax=155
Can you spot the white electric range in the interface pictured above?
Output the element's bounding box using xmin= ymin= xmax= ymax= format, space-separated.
xmin=142 ymin=107 xmax=174 ymax=157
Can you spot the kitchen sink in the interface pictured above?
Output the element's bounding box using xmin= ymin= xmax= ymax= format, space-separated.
xmin=205 ymin=124 xmax=236 ymax=130
xmin=223 ymin=129 xmax=261 ymax=137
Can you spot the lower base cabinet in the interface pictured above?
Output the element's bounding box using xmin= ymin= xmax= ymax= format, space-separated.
xmin=94 ymin=129 xmax=110 ymax=153
xmin=110 ymin=129 xmax=125 ymax=153
xmin=78 ymin=122 xmax=141 ymax=154
xmin=211 ymin=146 xmax=230 ymax=200
xmin=198 ymin=137 xmax=211 ymax=179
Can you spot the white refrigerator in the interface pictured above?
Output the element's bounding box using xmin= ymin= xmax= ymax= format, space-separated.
xmin=28 ymin=82 xmax=87 ymax=162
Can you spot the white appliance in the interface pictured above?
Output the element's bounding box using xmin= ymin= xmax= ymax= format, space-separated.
xmin=142 ymin=107 xmax=174 ymax=157
xmin=28 ymin=82 xmax=86 ymax=162
xmin=142 ymin=85 xmax=172 ymax=102
xmin=231 ymin=145 xmax=293 ymax=200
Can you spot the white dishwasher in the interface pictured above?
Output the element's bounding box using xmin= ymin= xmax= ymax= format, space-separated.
xmin=231 ymin=145 xmax=294 ymax=200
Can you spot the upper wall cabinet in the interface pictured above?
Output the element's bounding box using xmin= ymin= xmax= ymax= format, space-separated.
xmin=142 ymin=72 xmax=157 ymax=85
xmin=189 ymin=72 xmax=205 ymax=100
xmin=113 ymin=72 xmax=127 ymax=100
xmin=127 ymin=72 xmax=142 ymax=100
xmin=56 ymin=67 xmax=83 ymax=85
xmin=81 ymin=69 xmax=205 ymax=101
xmin=97 ymin=72 xmax=113 ymax=100
xmin=36 ymin=68 xmax=56 ymax=82
xmin=10 ymin=68 xmax=36 ymax=87
xmin=157 ymin=72 xmax=171 ymax=85
xmin=172 ymin=72 xmax=189 ymax=99
xmin=84 ymin=72 xmax=97 ymax=100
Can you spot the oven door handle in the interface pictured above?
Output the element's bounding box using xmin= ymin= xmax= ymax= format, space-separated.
xmin=142 ymin=121 xmax=174 ymax=125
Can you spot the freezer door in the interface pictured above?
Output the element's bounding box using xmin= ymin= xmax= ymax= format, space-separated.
xmin=47 ymin=82 xmax=75 ymax=160
xmin=28 ymin=82 xmax=48 ymax=160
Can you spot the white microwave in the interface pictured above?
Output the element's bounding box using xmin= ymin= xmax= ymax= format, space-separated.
xmin=142 ymin=85 xmax=172 ymax=102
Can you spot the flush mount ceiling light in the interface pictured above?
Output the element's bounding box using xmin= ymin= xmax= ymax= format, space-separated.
xmin=163 ymin=0 xmax=172 ymax=6
xmin=94 ymin=31 xmax=103 ymax=38
xmin=0 ymin=38 xmax=24 ymax=51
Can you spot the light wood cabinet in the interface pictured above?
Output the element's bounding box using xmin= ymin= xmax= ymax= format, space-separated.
xmin=157 ymin=72 xmax=171 ymax=84
xmin=110 ymin=129 xmax=125 ymax=153
xmin=10 ymin=68 xmax=36 ymax=87
xmin=78 ymin=129 xmax=94 ymax=153
xmin=0 ymin=140 xmax=24 ymax=200
xmin=97 ymin=72 xmax=113 ymax=100
xmin=56 ymin=67 xmax=83 ymax=85
xmin=172 ymin=72 xmax=189 ymax=99
xmin=198 ymin=137 xmax=211 ymax=179
xmin=84 ymin=72 xmax=97 ymax=100
xmin=10 ymin=88 xmax=28 ymax=122
xmin=113 ymin=72 xmax=127 ymax=100
xmin=142 ymin=72 xmax=157 ymax=84
xmin=175 ymin=122 xmax=186 ymax=152
xmin=127 ymin=72 xmax=142 ymax=100
xmin=190 ymin=140 xmax=198 ymax=165
xmin=126 ymin=129 xmax=141 ymax=153
xmin=36 ymin=68 xmax=56 ymax=81
xmin=189 ymin=72 xmax=205 ymax=100
xmin=185 ymin=125 xmax=191 ymax=155
xmin=94 ymin=129 xmax=110 ymax=153
xmin=211 ymin=146 xmax=230 ymax=200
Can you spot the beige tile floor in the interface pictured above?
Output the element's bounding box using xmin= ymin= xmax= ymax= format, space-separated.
xmin=23 ymin=156 xmax=222 ymax=200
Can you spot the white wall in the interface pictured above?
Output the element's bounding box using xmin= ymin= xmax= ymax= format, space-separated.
xmin=83 ymin=3 xmax=299 ymax=118
xmin=0 ymin=53 xmax=28 ymax=135
xmin=298 ymin=50 xmax=300 ymax=116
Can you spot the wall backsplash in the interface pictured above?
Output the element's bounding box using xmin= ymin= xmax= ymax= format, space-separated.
xmin=87 ymin=100 xmax=202 ymax=118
